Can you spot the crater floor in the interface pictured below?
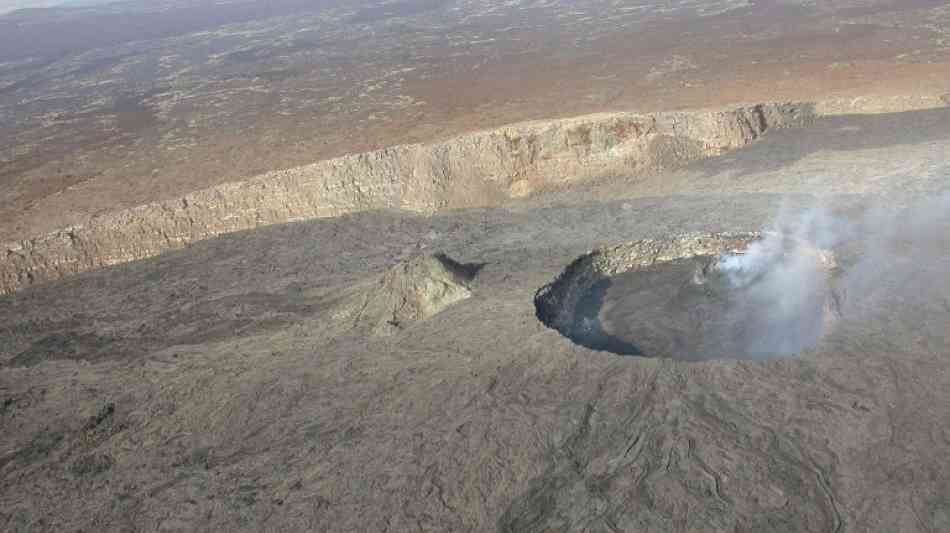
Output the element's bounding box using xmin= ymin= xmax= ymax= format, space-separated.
xmin=2 ymin=109 xmax=950 ymax=532
xmin=572 ymin=255 xmax=835 ymax=360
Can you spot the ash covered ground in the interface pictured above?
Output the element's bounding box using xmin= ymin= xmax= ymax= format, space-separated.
xmin=2 ymin=108 xmax=950 ymax=531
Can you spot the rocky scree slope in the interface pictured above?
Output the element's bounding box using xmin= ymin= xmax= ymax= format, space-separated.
xmin=1 ymin=103 xmax=812 ymax=295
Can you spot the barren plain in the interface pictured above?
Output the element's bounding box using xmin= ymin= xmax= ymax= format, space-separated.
xmin=3 ymin=107 xmax=950 ymax=531
xmin=3 ymin=1 xmax=950 ymax=532
xmin=3 ymin=0 xmax=950 ymax=242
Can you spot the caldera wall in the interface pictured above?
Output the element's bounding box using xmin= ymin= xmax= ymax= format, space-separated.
xmin=1 ymin=103 xmax=811 ymax=295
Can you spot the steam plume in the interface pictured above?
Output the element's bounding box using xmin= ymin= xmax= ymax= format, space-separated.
xmin=714 ymin=192 xmax=950 ymax=358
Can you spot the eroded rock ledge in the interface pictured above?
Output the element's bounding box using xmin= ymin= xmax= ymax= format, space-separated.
xmin=2 ymin=103 xmax=811 ymax=294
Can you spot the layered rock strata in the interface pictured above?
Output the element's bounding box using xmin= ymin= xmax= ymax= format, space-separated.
xmin=2 ymin=103 xmax=811 ymax=294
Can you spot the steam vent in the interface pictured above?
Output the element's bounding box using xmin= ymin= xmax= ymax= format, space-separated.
xmin=535 ymin=232 xmax=842 ymax=360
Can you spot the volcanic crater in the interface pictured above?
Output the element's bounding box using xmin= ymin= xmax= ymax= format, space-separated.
xmin=535 ymin=232 xmax=843 ymax=361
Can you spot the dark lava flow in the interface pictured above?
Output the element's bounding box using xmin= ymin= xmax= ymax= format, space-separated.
xmin=570 ymin=256 xmax=834 ymax=360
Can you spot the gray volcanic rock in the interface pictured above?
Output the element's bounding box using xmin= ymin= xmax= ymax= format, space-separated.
xmin=2 ymin=108 xmax=950 ymax=532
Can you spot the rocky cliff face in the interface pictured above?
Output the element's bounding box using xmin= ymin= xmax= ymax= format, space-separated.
xmin=0 ymin=103 xmax=813 ymax=295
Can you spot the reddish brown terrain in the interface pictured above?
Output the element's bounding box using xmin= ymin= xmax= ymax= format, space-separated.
xmin=2 ymin=0 xmax=950 ymax=240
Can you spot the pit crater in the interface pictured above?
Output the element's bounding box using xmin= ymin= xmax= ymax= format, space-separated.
xmin=535 ymin=233 xmax=841 ymax=361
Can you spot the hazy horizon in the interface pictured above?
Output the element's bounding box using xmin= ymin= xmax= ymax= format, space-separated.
xmin=0 ymin=0 xmax=113 ymax=15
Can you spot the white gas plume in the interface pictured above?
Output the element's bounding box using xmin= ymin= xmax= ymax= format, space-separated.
xmin=712 ymin=192 xmax=950 ymax=358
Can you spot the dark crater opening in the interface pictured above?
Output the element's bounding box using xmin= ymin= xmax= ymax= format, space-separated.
xmin=535 ymin=233 xmax=841 ymax=361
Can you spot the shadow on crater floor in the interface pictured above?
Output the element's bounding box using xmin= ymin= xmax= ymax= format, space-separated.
xmin=569 ymin=278 xmax=643 ymax=356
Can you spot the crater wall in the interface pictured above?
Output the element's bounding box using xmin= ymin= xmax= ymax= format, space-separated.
xmin=534 ymin=233 xmax=756 ymax=339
